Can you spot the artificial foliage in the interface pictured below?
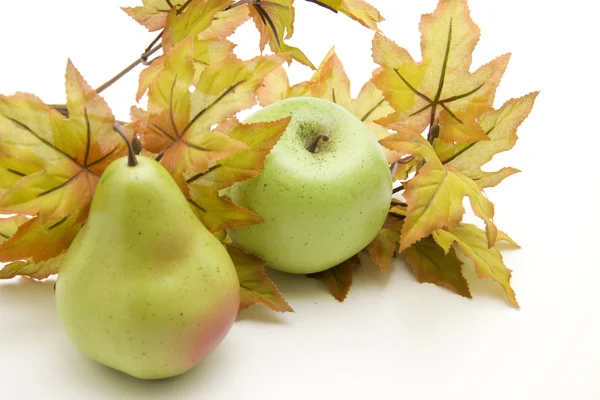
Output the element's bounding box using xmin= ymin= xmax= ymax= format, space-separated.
xmin=0 ymin=0 xmax=537 ymax=310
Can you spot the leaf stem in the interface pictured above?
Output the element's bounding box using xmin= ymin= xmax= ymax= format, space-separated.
xmin=307 ymin=134 xmax=329 ymax=153
xmin=427 ymin=123 xmax=440 ymax=145
xmin=113 ymin=122 xmax=138 ymax=167
xmin=142 ymin=31 xmax=164 ymax=62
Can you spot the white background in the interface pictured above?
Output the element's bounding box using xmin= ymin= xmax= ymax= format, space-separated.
xmin=1 ymin=0 xmax=599 ymax=399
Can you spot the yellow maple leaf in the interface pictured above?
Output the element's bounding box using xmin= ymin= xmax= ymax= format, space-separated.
xmin=380 ymin=132 xmax=497 ymax=252
xmin=372 ymin=0 xmax=509 ymax=143
xmin=433 ymin=224 xmax=519 ymax=308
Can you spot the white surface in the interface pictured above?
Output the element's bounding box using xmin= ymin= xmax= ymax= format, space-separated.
xmin=1 ymin=0 xmax=599 ymax=399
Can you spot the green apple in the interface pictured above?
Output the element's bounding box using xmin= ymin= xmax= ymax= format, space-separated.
xmin=227 ymin=97 xmax=392 ymax=274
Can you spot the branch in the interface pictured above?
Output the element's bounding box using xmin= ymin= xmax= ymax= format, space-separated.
xmin=95 ymin=44 xmax=161 ymax=94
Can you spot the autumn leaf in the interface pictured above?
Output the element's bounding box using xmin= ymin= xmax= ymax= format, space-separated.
xmin=307 ymin=48 xmax=395 ymax=141
xmin=367 ymin=216 xmax=402 ymax=270
xmin=380 ymin=132 xmax=497 ymax=252
xmin=258 ymin=48 xmax=394 ymax=141
xmin=305 ymin=0 xmax=384 ymax=29
xmin=247 ymin=0 xmax=315 ymax=69
xmin=380 ymin=129 xmax=438 ymax=164
xmin=309 ymin=0 xmax=383 ymax=29
xmin=135 ymin=0 xmax=245 ymax=101
xmin=256 ymin=66 xmax=310 ymax=106
xmin=402 ymin=163 xmax=497 ymax=252
xmin=306 ymin=47 xmax=352 ymax=109
xmin=312 ymin=50 xmax=394 ymax=138
xmin=0 ymin=152 xmax=44 ymax=195
xmin=372 ymin=0 xmax=509 ymax=143
xmin=338 ymin=0 xmax=383 ymax=29
xmin=137 ymin=37 xmax=236 ymax=101
xmin=436 ymin=92 xmax=539 ymax=188
xmin=307 ymin=255 xmax=360 ymax=302
xmin=389 ymin=201 xmax=407 ymax=218
xmin=0 ymin=216 xmax=28 ymax=243
xmin=0 ymin=63 xmax=124 ymax=220
xmin=433 ymin=224 xmax=519 ymax=253
xmin=0 ymin=61 xmax=127 ymax=271
xmin=197 ymin=4 xmax=251 ymax=41
xmin=186 ymin=117 xmax=290 ymax=232
xmin=0 ymin=210 xmax=87 ymax=264
xmin=131 ymin=37 xmax=287 ymax=231
xmin=433 ymin=224 xmax=519 ymax=308
xmin=162 ymin=0 xmax=234 ymax=51
xmin=122 ymin=0 xmax=189 ymax=31
xmin=227 ymin=245 xmax=293 ymax=314
xmin=306 ymin=0 xmax=342 ymax=12
xmin=245 ymin=0 xmax=381 ymax=68
xmin=496 ymin=231 xmax=520 ymax=249
xmin=403 ymin=236 xmax=471 ymax=299
xmin=350 ymin=78 xmax=395 ymax=141
xmin=0 ymin=253 xmax=65 ymax=280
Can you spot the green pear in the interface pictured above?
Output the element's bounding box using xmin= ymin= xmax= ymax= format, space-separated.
xmin=227 ymin=97 xmax=392 ymax=274
xmin=55 ymin=156 xmax=239 ymax=380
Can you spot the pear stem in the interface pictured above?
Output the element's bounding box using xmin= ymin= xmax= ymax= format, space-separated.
xmin=113 ymin=122 xmax=138 ymax=167
xmin=307 ymin=134 xmax=329 ymax=153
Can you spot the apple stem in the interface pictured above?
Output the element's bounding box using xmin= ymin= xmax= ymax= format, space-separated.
xmin=307 ymin=134 xmax=329 ymax=153
xmin=113 ymin=122 xmax=139 ymax=167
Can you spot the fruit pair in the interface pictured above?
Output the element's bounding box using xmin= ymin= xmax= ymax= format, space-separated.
xmin=56 ymin=97 xmax=392 ymax=379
